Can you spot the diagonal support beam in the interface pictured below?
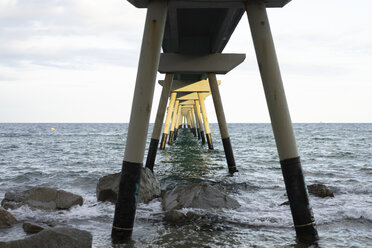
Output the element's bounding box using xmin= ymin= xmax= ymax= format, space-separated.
xmin=246 ymin=1 xmax=318 ymax=242
xmin=112 ymin=0 xmax=168 ymax=243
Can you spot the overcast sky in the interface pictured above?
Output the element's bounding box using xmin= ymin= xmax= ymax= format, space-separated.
xmin=1 ymin=0 xmax=371 ymax=123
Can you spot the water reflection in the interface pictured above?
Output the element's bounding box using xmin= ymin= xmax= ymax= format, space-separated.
xmin=156 ymin=129 xmax=218 ymax=187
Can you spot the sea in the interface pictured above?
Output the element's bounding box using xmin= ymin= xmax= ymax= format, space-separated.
xmin=0 ymin=123 xmax=371 ymax=247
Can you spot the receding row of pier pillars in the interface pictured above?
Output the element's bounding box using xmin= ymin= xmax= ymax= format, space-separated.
xmin=112 ymin=0 xmax=318 ymax=244
xmin=146 ymin=78 xmax=222 ymax=171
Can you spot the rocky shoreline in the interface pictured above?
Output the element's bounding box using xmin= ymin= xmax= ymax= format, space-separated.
xmin=1 ymin=168 xmax=334 ymax=247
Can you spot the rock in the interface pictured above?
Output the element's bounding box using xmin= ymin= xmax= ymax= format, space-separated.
xmin=162 ymin=183 xmax=240 ymax=211
xmin=0 ymin=227 xmax=92 ymax=248
xmin=1 ymin=187 xmax=83 ymax=210
xmin=279 ymin=201 xmax=290 ymax=206
xmin=138 ymin=167 xmax=162 ymax=203
xmin=164 ymin=210 xmax=197 ymax=224
xmin=0 ymin=207 xmax=17 ymax=228
xmin=307 ymin=184 xmax=334 ymax=198
xmin=163 ymin=210 xmax=228 ymax=231
xmin=22 ymin=222 xmax=45 ymax=234
xmin=96 ymin=173 xmax=120 ymax=203
xmin=96 ymin=167 xmax=161 ymax=204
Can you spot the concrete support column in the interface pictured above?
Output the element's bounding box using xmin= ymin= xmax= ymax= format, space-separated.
xmin=160 ymin=92 xmax=177 ymax=149
xmin=168 ymin=100 xmax=179 ymax=144
xmin=190 ymin=107 xmax=197 ymax=137
xmin=198 ymin=92 xmax=213 ymax=149
xmin=186 ymin=111 xmax=192 ymax=131
xmin=112 ymin=0 xmax=167 ymax=243
xmin=208 ymin=73 xmax=238 ymax=174
xmin=174 ymin=105 xmax=182 ymax=140
xmin=145 ymin=73 xmax=173 ymax=172
xmin=246 ymin=2 xmax=317 ymax=242
xmin=194 ymin=100 xmax=205 ymax=144
xmin=193 ymin=106 xmax=201 ymax=140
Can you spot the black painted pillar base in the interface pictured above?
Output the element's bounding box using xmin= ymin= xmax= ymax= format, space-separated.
xmin=206 ymin=133 xmax=214 ymax=150
xmin=168 ymin=131 xmax=174 ymax=145
xmin=192 ymin=128 xmax=197 ymax=137
xmin=222 ymin=137 xmax=238 ymax=174
xmin=112 ymin=161 xmax=142 ymax=243
xmin=145 ymin=138 xmax=159 ymax=172
xmin=280 ymin=157 xmax=318 ymax=242
xmin=200 ymin=131 xmax=206 ymax=145
xmin=197 ymin=128 xmax=201 ymax=140
xmin=160 ymin=133 xmax=168 ymax=150
xmin=174 ymin=128 xmax=178 ymax=141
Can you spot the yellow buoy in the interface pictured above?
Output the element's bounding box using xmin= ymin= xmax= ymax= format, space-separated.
xmin=50 ymin=128 xmax=55 ymax=131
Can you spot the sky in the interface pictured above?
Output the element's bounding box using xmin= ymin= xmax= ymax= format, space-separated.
xmin=0 ymin=0 xmax=371 ymax=123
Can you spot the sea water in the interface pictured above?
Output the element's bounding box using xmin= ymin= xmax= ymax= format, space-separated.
xmin=0 ymin=123 xmax=371 ymax=247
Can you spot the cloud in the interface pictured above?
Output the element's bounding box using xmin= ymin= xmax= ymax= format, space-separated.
xmin=0 ymin=0 xmax=371 ymax=122
xmin=0 ymin=0 xmax=146 ymax=70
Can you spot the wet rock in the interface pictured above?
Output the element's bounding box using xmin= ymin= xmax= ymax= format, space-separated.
xmin=139 ymin=167 xmax=162 ymax=203
xmin=164 ymin=210 xmax=198 ymax=224
xmin=162 ymin=183 xmax=240 ymax=211
xmin=96 ymin=172 xmax=120 ymax=203
xmin=164 ymin=210 xmax=188 ymax=224
xmin=0 ymin=207 xmax=17 ymax=228
xmin=163 ymin=210 xmax=228 ymax=231
xmin=279 ymin=201 xmax=290 ymax=206
xmin=0 ymin=227 xmax=92 ymax=248
xmin=1 ymin=187 xmax=83 ymax=210
xmin=22 ymin=222 xmax=45 ymax=234
xmin=96 ymin=167 xmax=161 ymax=204
xmin=307 ymin=184 xmax=334 ymax=198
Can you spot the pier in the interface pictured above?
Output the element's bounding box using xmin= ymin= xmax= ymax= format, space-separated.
xmin=112 ymin=0 xmax=318 ymax=244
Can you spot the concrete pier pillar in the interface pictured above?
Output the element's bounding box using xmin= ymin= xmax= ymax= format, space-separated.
xmin=198 ymin=92 xmax=213 ymax=149
xmin=160 ymin=92 xmax=177 ymax=150
xmin=112 ymin=0 xmax=167 ymax=243
xmin=190 ymin=107 xmax=197 ymax=137
xmin=208 ymin=73 xmax=238 ymax=174
xmin=174 ymin=105 xmax=182 ymax=140
xmin=193 ymin=105 xmax=201 ymax=140
xmin=145 ymin=73 xmax=173 ymax=172
xmin=194 ymin=100 xmax=205 ymax=144
xmin=186 ymin=110 xmax=193 ymax=132
xmin=246 ymin=2 xmax=318 ymax=242
xmin=168 ymin=100 xmax=179 ymax=145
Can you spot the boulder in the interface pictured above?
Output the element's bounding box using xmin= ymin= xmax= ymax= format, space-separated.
xmin=0 ymin=207 xmax=17 ymax=228
xmin=0 ymin=227 xmax=92 ymax=248
xmin=164 ymin=210 xmax=197 ymax=224
xmin=307 ymin=184 xmax=334 ymax=198
xmin=96 ymin=172 xmax=120 ymax=203
xmin=163 ymin=210 xmax=228 ymax=231
xmin=139 ymin=167 xmax=162 ymax=203
xmin=162 ymin=183 xmax=240 ymax=211
xmin=22 ymin=222 xmax=45 ymax=234
xmin=96 ymin=167 xmax=161 ymax=204
xmin=1 ymin=187 xmax=83 ymax=210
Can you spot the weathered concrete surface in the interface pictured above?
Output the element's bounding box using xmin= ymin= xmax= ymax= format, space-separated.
xmin=1 ymin=187 xmax=83 ymax=210
xmin=96 ymin=167 xmax=161 ymax=204
xmin=0 ymin=207 xmax=17 ymax=228
xmin=162 ymin=183 xmax=240 ymax=211
xmin=0 ymin=227 xmax=92 ymax=248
